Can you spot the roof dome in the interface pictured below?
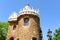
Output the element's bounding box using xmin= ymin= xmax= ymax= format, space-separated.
xmin=8 ymin=12 xmax=18 ymax=21
xmin=18 ymin=4 xmax=40 ymax=17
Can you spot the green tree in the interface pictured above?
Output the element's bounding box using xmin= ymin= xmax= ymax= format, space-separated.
xmin=0 ymin=22 xmax=9 ymax=40
xmin=53 ymin=28 xmax=60 ymax=40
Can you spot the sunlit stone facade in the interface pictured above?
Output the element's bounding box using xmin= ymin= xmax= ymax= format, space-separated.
xmin=6 ymin=4 xmax=42 ymax=40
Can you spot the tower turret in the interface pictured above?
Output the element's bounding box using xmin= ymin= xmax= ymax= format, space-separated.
xmin=6 ymin=4 xmax=42 ymax=40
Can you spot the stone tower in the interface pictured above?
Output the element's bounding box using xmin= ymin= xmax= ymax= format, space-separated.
xmin=6 ymin=4 xmax=42 ymax=40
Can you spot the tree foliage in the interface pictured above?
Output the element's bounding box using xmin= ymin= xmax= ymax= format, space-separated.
xmin=53 ymin=28 xmax=60 ymax=40
xmin=0 ymin=22 xmax=9 ymax=40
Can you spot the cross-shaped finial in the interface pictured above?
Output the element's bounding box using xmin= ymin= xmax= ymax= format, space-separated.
xmin=26 ymin=0 xmax=30 ymax=6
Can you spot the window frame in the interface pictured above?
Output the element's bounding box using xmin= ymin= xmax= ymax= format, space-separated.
xmin=13 ymin=25 xmax=16 ymax=30
xmin=23 ymin=17 xmax=29 ymax=26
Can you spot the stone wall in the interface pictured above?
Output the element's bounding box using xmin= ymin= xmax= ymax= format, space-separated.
xmin=6 ymin=14 xmax=42 ymax=40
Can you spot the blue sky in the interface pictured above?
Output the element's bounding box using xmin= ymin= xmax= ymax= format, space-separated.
xmin=0 ymin=0 xmax=60 ymax=40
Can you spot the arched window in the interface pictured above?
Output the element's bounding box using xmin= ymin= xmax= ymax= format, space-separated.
xmin=32 ymin=37 xmax=37 ymax=40
xmin=13 ymin=25 xmax=16 ymax=30
xmin=17 ymin=38 xmax=19 ymax=40
xmin=10 ymin=37 xmax=14 ymax=40
xmin=24 ymin=18 xmax=29 ymax=26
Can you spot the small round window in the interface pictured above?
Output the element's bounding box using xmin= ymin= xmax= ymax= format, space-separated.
xmin=13 ymin=25 xmax=16 ymax=30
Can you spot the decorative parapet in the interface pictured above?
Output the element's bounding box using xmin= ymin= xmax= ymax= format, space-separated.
xmin=8 ymin=4 xmax=40 ymax=21
xmin=8 ymin=12 xmax=18 ymax=21
xmin=18 ymin=4 xmax=40 ymax=17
